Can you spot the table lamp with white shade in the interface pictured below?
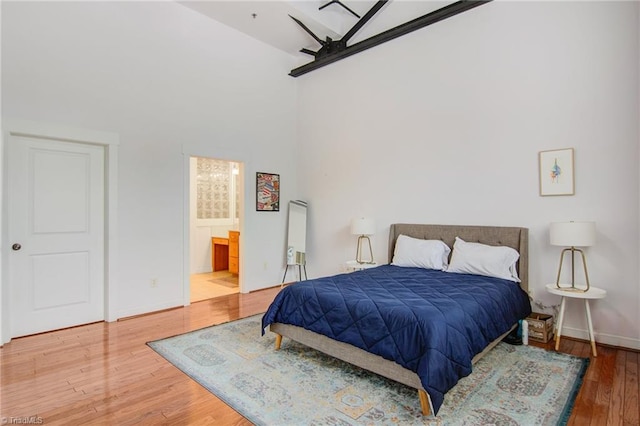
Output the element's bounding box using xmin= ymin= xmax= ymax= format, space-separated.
xmin=351 ymin=217 xmax=375 ymax=264
xmin=550 ymin=221 xmax=596 ymax=292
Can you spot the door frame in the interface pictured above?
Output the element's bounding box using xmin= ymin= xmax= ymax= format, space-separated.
xmin=181 ymin=143 xmax=251 ymax=305
xmin=1 ymin=119 xmax=119 ymax=345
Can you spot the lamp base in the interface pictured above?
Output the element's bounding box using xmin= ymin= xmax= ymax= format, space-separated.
xmin=555 ymin=285 xmax=589 ymax=293
xmin=555 ymin=247 xmax=591 ymax=293
xmin=355 ymin=235 xmax=374 ymax=264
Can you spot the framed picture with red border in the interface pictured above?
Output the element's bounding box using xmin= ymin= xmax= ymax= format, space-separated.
xmin=256 ymin=172 xmax=280 ymax=211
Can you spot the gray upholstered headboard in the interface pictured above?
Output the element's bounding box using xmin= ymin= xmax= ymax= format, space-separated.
xmin=388 ymin=224 xmax=529 ymax=292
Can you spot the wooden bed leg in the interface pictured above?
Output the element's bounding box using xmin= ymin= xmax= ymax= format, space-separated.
xmin=418 ymin=389 xmax=431 ymax=416
xmin=274 ymin=334 xmax=282 ymax=350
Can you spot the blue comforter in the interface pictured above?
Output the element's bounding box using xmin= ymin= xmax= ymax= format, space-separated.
xmin=261 ymin=265 xmax=531 ymax=414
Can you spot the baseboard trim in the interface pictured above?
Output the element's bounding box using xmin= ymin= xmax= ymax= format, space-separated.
xmin=118 ymin=306 xmax=182 ymax=321
xmin=560 ymin=326 xmax=640 ymax=351
xmin=115 ymin=299 xmax=184 ymax=322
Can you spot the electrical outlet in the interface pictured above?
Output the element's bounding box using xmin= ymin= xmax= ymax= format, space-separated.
xmin=263 ymin=262 xmax=268 ymax=270
xmin=150 ymin=278 xmax=158 ymax=288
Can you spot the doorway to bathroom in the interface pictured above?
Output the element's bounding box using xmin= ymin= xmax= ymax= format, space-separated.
xmin=189 ymin=156 xmax=242 ymax=302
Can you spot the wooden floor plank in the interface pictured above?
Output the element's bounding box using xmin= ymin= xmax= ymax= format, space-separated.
xmin=590 ymin=345 xmax=615 ymax=426
xmin=623 ymin=352 xmax=638 ymax=426
xmin=575 ymin=375 xmax=598 ymax=423
xmin=1 ymin=287 xmax=638 ymax=425
xmin=609 ymin=350 xmax=627 ymax=425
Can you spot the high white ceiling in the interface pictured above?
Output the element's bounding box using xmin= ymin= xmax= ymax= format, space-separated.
xmin=179 ymin=1 xmax=450 ymax=62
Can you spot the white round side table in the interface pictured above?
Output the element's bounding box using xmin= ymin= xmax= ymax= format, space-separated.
xmin=545 ymin=283 xmax=607 ymax=357
xmin=345 ymin=260 xmax=378 ymax=272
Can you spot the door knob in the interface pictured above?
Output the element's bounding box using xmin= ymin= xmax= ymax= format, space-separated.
xmin=12 ymin=243 xmax=21 ymax=251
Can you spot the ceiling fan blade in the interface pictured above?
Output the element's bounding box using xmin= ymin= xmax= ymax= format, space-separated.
xmin=289 ymin=15 xmax=325 ymax=46
xmin=299 ymin=48 xmax=317 ymax=56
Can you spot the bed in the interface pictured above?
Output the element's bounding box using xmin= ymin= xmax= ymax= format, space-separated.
xmin=261 ymin=224 xmax=532 ymax=416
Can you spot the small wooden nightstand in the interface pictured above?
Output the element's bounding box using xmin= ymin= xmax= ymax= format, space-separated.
xmin=546 ymin=283 xmax=607 ymax=357
xmin=345 ymin=260 xmax=379 ymax=272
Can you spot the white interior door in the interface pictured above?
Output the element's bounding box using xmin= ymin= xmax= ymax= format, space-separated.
xmin=8 ymin=135 xmax=105 ymax=337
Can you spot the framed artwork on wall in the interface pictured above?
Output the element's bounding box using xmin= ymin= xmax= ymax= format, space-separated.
xmin=539 ymin=148 xmax=574 ymax=196
xmin=256 ymin=172 xmax=280 ymax=211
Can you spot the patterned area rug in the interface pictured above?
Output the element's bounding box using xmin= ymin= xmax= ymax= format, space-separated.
xmin=148 ymin=315 xmax=588 ymax=426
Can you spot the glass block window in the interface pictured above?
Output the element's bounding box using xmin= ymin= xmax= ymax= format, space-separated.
xmin=196 ymin=158 xmax=231 ymax=219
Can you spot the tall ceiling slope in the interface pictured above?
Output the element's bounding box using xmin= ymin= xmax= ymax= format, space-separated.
xmin=178 ymin=1 xmax=449 ymax=66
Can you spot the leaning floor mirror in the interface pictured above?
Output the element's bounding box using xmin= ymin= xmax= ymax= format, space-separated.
xmin=282 ymin=200 xmax=307 ymax=283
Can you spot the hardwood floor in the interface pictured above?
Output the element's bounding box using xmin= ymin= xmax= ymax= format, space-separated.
xmin=527 ymin=338 xmax=639 ymax=426
xmin=190 ymin=271 xmax=239 ymax=303
xmin=1 ymin=288 xmax=279 ymax=426
xmin=1 ymin=287 xmax=638 ymax=425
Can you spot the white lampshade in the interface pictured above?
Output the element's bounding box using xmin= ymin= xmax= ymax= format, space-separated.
xmin=550 ymin=221 xmax=596 ymax=247
xmin=351 ymin=217 xmax=375 ymax=236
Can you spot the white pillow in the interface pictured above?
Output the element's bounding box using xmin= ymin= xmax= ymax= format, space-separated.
xmin=391 ymin=235 xmax=451 ymax=271
xmin=447 ymin=237 xmax=520 ymax=282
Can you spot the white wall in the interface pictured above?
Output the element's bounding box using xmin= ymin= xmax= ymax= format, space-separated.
xmin=1 ymin=1 xmax=298 ymax=324
xmin=296 ymin=2 xmax=640 ymax=349
xmin=0 ymin=1 xmax=4 ymax=341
